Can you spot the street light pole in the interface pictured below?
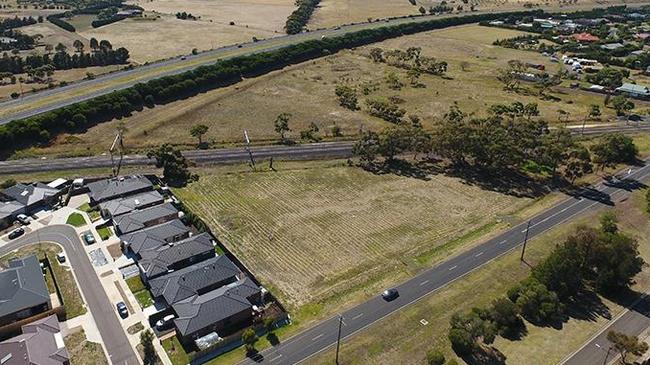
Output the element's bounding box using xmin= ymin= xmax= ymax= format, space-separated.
xmin=521 ymin=220 xmax=532 ymax=262
xmin=335 ymin=315 xmax=343 ymax=365
xmin=603 ymin=346 xmax=612 ymax=365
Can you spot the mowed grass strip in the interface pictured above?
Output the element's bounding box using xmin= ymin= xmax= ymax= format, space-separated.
xmin=66 ymin=213 xmax=87 ymax=228
xmin=174 ymin=161 xmax=532 ymax=309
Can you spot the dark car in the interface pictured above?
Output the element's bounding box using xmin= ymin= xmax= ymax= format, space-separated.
xmin=83 ymin=233 xmax=96 ymax=245
xmin=116 ymin=302 xmax=128 ymax=318
xmin=381 ymin=288 xmax=399 ymax=301
xmin=8 ymin=228 xmax=24 ymax=240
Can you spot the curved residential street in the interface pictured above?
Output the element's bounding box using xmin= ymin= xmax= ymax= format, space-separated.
xmin=0 ymin=225 xmax=140 ymax=365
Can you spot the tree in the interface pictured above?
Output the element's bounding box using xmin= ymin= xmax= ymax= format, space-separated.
xmin=335 ymin=85 xmax=359 ymax=110
xmin=607 ymin=330 xmax=649 ymax=364
xmin=366 ymin=98 xmax=405 ymax=124
xmin=140 ymin=330 xmax=156 ymax=365
xmin=426 ymin=349 xmax=445 ymax=365
xmin=585 ymin=67 xmax=628 ymax=89
xmin=592 ymin=133 xmax=638 ymax=170
xmin=190 ymin=124 xmax=209 ymax=146
xmin=611 ymin=95 xmax=634 ymax=116
xmin=0 ymin=179 xmax=16 ymax=189
xmin=274 ymin=113 xmax=291 ymax=142
xmin=54 ymin=42 xmax=66 ymax=53
xmin=562 ymin=145 xmax=592 ymax=183
xmin=72 ymin=39 xmax=84 ymax=53
xmin=588 ymin=104 xmax=601 ymax=120
xmin=385 ymin=71 xmax=403 ymax=90
xmin=241 ymin=328 xmax=258 ymax=353
xmin=508 ymin=279 xmax=564 ymax=324
xmin=407 ymin=67 xmax=422 ymax=86
xmin=89 ymin=37 xmax=99 ymax=52
xmin=331 ymin=124 xmax=342 ymax=137
xmin=497 ymin=60 xmax=525 ymax=91
xmin=300 ymin=122 xmax=321 ymax=142
xmin=419 ymin=6 xmax=426 ymax=14
xmin=353 ymin=131 xmax=380 ymax=163
xmin=448 ymin=309 xmax=496 ymax=355
xmin=147 ymin=144 xmax=195 ymax=186
xmin=489 ymin=297 xmax=521 ymax=336
xmin=600 ymin=211 xmax=618 ymax=234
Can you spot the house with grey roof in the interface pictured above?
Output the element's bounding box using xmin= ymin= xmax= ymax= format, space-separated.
xmin=616 ymin=82 xmax=650 ymax=98
xmin=99 ymin=191 xmax=164 ymax=219
xmin=2 ymin=183 xmax=61 ymax=213
xmin=149 ymin=255 xmax=242 ymax=307
xmin=87 ymin=176 xmax=153 ymax=204
xmin=137 ymin=233 xmax=215 ymax=281
xmin=0 ymin=201 xmax=25 ymax=229
xmin=114 ymin=202 xmax=180 ymax=235
xmin=172 ymin=277 xmax=263 ymax=341
xmin=0 ymin=256 xmax=51 ymax=326
xmin=120 ymin=220 xmax=190 ymax=256
xmin=0 ymin=314 xmax=69 ymax=365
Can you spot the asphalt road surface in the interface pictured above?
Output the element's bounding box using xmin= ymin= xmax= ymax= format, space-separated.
xmin=561 ymin=292 xmax=650 ymax=365
xmin=0 ymin=225 xmax=140 ymax=365
xmin=2 ymin=123 xmax=650 ymax=175
xmin=234 ymin=159 xmax=650 ymax=365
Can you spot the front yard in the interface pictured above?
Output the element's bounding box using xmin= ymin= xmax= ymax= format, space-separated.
xmin=66 ymin=213 xmax=87 ymax=228
xmin=126 ymin=276 xmax=154 ymax=309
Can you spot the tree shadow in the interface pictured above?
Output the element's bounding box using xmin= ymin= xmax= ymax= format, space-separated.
xmin=499 ymin=318 xmax=528 ymax=341
xmin=266 ymin=332 xmax=280 ymax=346
xmin=245 ymin=348 xmax=264 ymax=363
xmin=564 ymin=289 xmax=612 ymax=323
xmin=461 ymin=346 xmax=507 ymax=365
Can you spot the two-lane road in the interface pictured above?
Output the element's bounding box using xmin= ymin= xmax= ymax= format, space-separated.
xmin=234 ymin=160 xmax=650 ymax=365
xmin=1 ymin=225 xmax=139 ymax=365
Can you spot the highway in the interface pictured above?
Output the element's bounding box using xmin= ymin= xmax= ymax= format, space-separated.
xmin=0 ymin=225 xmax=140 ymax=365
xmin=1 ymin=123 xmax=649 ymax=175
xmin=231 ymin=159 xmax=650 ymax=365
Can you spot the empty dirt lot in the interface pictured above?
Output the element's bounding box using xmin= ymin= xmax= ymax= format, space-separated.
xmin=20 ymin=24 xmax=610 ymax=159
xmin=174 ymin=160 xmax=535 ymax=311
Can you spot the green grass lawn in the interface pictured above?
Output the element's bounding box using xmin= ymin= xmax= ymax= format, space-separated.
xmin=125 ymin=276 xmax=146 ymax=293
xmin=161 ymin=336 xmax=190 ymax=365
xmin=97 ymin=226 xmax=112 ymax=241
xmin=77 ymin=203 xmax=101 ymax=221
xmin=66 ymin=213 xmax=87 ymax=228
xmin=134 ymin=290 xmax=154 ymax=309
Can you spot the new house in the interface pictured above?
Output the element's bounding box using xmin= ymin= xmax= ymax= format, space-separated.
xmin=120 ymin=220 xmax=190 ymax=256
xmin=87 ymin=176 xmax=153 ymax=205
xmin=137 ymin=233 xmax=215 ymax=281
xmin=113 ymin=203 xmax=180 ymax=235
xmin=99 ymin=191 xmax=164 ymax=219
xmin=0 ymin=201 xmax=25 ymax=229
xmin=0 ymin=256 xmax=51 ymax=326
xmin=172 ymin=277 xmax=263 ymax=342
xmin=0 ymin=315 xmax=69 ymax=365
xmin=148 ymin=255 xmax=242 ymax=307
xmin=2 ymin=183 xmax=61 ymax=214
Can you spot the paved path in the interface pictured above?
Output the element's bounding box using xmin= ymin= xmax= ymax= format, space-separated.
xmin=234 ymin=160 xmax=650 ymax=365
xmin=1 ymin=225 xmax=140 ymax=365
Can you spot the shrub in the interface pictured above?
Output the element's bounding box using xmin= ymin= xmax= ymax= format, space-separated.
xmin=426 ymin=349 xmax=445 ymax=365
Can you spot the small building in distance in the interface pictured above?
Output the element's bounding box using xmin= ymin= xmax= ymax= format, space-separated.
xmin=0 ymin=255 xmax=51 ymax=326
xmin=0 ymin=314 xmax=69 ymax=365
xmin=87 ymin=176 xmax=153 ymax=205
xmin=571 ymin=32 xmax=600 ymax=42
xmin=616 ymin=82 xmax=650 ymax=98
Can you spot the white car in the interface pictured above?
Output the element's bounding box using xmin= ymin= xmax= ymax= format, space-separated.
xmin=16 ymin=214 xmax=30 ymax=225
xmin=156 ymin=314 xmax=175 ymax=330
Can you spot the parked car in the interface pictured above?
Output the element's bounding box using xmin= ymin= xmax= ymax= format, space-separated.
xmin=56 ymin=253 xmax=66 ymax=263
xmin=8 ymin=228 xmax=24 ymax=240
xmin=381 ymin=288 xmax=399 ymax=301
xmin=16 ymin=214 xmax=30 ymax=225
xmin=116 ymin=302 xmax=128 ymax=318
xmin=83 ymin=233 xmax=96 ymax=245
xmin=155 ymin=314 xmax=176 ymax=330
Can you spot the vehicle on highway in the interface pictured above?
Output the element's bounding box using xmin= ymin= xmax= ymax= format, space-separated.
xmin=56 ymin=253 xmax=66 ymax=263
xmin=8 ymin=228 xmax=24 ymax=240
xmin=116 ymin=302 xmax=128 ymax=318
xmin=83 ymin=233 xmax=96 ymax=245
xmin=16 ymin=214 xmax=30 ymax=225
xmin=181 ymin=56 xmax=187 ymax=60
xmin=381 ymin=288 xmax=399 ymax=301
xmin=155 ymin=314 xmax=175 ymax=330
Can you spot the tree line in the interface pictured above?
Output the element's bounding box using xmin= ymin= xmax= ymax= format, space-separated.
xmin=0 ymin=29 xmax=36 ymax=51
xmin=0 ymin=16 xmax=39 ymax=32
xmin=353 ymin=102 xmax=638 ymax=180
xmin=447 ymin=213 xmax=644 ymax=358
xmin=0 ymin=39 xmax=129 ymax=75
xmin=0 ymin=9 xmax=541 ymax=155
xmin=285 ymin=0 xmax=320 ymax=34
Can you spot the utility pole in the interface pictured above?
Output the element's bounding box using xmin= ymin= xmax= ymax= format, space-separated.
xmin=243 ymin=130 xmax=256 ymax=170
xmin=581 ymin=117 xmax=587 ymax=136
xmin=520 ymin=220 xmax=532 ymax=262
xmin=335 ymin=315 xmax=344 ymax=365
xmin=603 ymin=346 xmax=611 ymax=365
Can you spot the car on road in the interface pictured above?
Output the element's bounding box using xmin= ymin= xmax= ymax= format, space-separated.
xmin=116 ymin=302 xmax=128 ymax=318
xmin=56 ymin=253 xmax=66 ymax=263
xmin=83 ymin=233 xmax=96 ymax=245
xmin=16 ymin=214 xmax=30 ymax=225
xmin=381 ymin=288 xmax=399 ymax=301
xmin=8 ymin=228 xmax=24 ymax=240
xmin=155 ymin=314 xmax=175 ymax=330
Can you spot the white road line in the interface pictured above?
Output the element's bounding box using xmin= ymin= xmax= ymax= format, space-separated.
xmin=448 ymin=265 xmax=457 ymax=271
xmin=419 ymin=280 xmax=429 ymax=286
xmin=312 ymin=334 xmax=324 ymax=341
xmin=498 ymin=240 xmax=507 ymax=245
xmin=352 ymin=313 xmax=364 ymax=320
xmin=475 ymin=252 xmax=484 ymax=257
xmin=270 ymin=355 xmax=283 ymax=362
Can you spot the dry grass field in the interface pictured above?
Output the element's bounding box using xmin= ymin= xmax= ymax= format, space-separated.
xmin=307 ymin=189 xmax=650 ymax=365
xmin=174 ymin=160 xmax=534 ymax=310
xmin=18 ymin=24 xmax=612 ymax=159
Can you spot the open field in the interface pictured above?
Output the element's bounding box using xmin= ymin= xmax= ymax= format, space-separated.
xmin=174 ymin=159 xmax=536 ymax=310
xmin=79 ymin=13 xmax=282 ymax=63
xmin=18 ymin=24 xmax=614 ymax=159
xmin=307 ymin=188 xmax=650 ymax=365
xmin=65 ymin=329 xmax=109 ymax=365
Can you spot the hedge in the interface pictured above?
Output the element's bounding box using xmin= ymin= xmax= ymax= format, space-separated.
xmin=91 ymin=15 xmax=126 ymax=28
xmin=46 ymin=14 xmax=75 ymax=32
xmin=0 ymin=10 xmax=543 ymax=155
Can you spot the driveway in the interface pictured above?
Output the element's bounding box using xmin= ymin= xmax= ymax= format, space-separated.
xmin=2 ymin=224 xmax=140 ymax=365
